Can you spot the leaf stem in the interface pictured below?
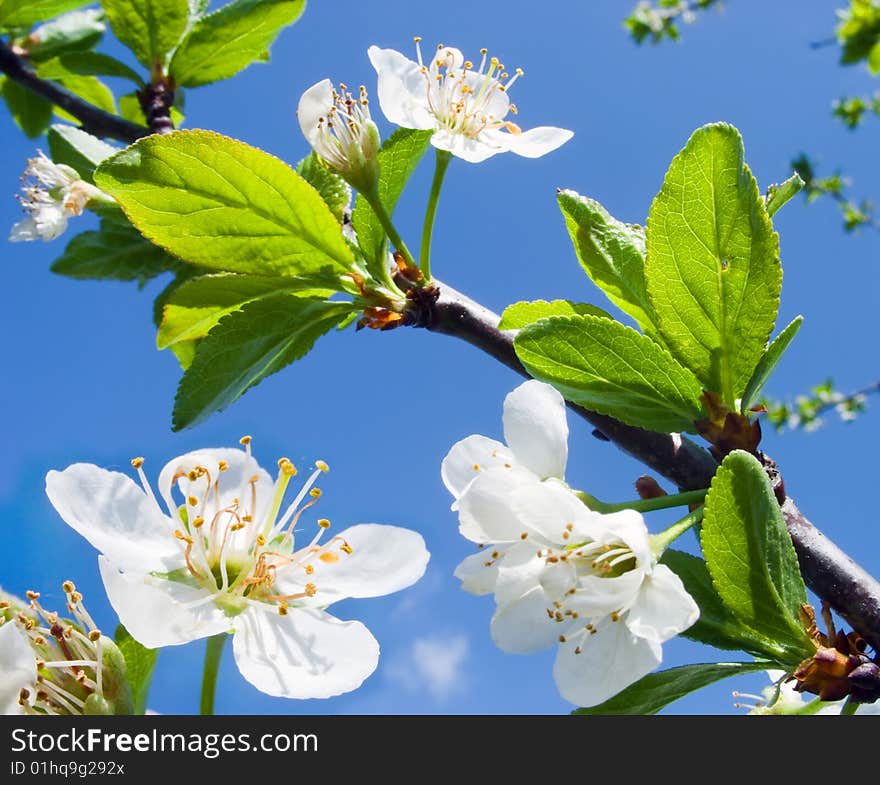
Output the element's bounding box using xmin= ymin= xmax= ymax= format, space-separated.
xmin=419 ymin=149 xmax=452 ymax=282
xmin=200 ymin=633 xmax=228 ymax=715
xmin=650 ymin=507 xmax=705 ymax=555
xmin=576 ymin=488 xmax=706 ymax=514
xmin=840 ymin=697 xmax=860 ymax=715
xmin=362 ymin=188 xmax=418 ymax=273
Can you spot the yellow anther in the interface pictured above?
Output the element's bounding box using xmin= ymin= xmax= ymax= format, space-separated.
xmin=558 ymin=635 xmax=566 ymax=643
xmin=310 ymin=488 xmax=322 ymax=499
xmin=318 ymin=519 xmax=331 ymax=529
xmin=256 ymin=534 xmax=266 ymax=547
xmin=575 ymin=646 xmax=583 ymax=655
xmin=282 ymin=462 xmax=298 ymax=477
xmin=26 ymin=590 xmax=39 ymax=600
xmin=239 ymin=435 xmax=252 ymax=445
xmin=131 ymin=457 xmax=144 ymax=468
xmin=520 ymin=532 xmax=528 ymax=540
xmin=192 ymin=516 xmax=205 ymax=528
xmin=174 ymin=530 xmax=193 ymax=544
xmin=61 ymin=581 xmax=75 ymax=594
xmin=315 ymin=460 xmax=329 ymax=473
xmin=188 ymin=470 xmax=199 ymax=482
xmin=187 ymin=495 xmax=198 ymax=507
xmin=70 ymin=592 xmax=82 ymax=604
xmin=231 ymin=523 xmax=246 ymax=532
xmin=249 ymin=474 xmax=259 ymax=484
xmin=480 ymin=47 xmax=487 ymax=54
xmin=218 ymin=461 xmax=229 ymax=472
xmin=414 ymin=36 xmax=422 ymax=42
xmin=278 ymin=602 xmax=289 ymax=616
xmin=491 ymin=551 xmax=499 ymax=559
xmin=341 ymin=543 xmax=353 ymax=555
xmin=277 ymin=457 xmax=290 ymax=469
xmin=319 ymin=552 xmax=339 ymax=564
xmin=88 ymin=630 xmax=101 ymax=642
xmin=305 ymin=583 xmax=317 ymax=597
xmin=611 ymin=611 xmax=621 ymax=622
xmin=473 ymin=463 xmax=480 ymax=471
xmin=242 ymin=515 xmax=253 ymax=523
xmin=305 ymin=564 xmax=314 ymax=575
xmin=562 ymin=532 xmax=570 ymax=540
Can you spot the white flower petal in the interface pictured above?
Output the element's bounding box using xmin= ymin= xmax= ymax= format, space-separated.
xmin=493 ymin=540 xmax=550 ymax=606
xmin=511 ymin=481 xmax=603 ymax=545
xmin=46 ymin=464 xmax=181 ymax=572
xmin=98 ymin=557 xmax=231 ymax=648
xmin=502 ymin=380 xmax=568 ymax=480
xmin=291 ymin=523 xmax=429 ymax=602
xmin=553 ymin=618 xmax=662 ymax=707
xmin=297 ymin=78 xmax=334 ymax=148
xmin=9 ymin=216 xmax=40 ymax=242
xmin=367 ymin=45 xmax=436 ymax=130
xmin=454 ymin=548 xmax=505 ymax=595
xmin=457 ymin=467 xmax=541 ymax=543
xmin=598 ymin=509 xmax=653 ymax=569
xmin=0 ymin=623 xmax=35 ymax=714
xmin=232 ymin=606 xmax=379 ymax=699
xmin=430 ymin=129 xmax=509 ymax=163
xmin=507 ymin=126 xmax=574 ymax=158
xmin=565 ymin=571 xmax=644 ymax=619
xmin=490 ymin=585 xmax=559 ymax=654
xmin=441 ymin=434 xmax=513 ymax=503
xmin=625 ymin=564 xmax=699 ymax=644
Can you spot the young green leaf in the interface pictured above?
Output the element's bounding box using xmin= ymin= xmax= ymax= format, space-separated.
xmin=43 ymin=51 xmax=144 ymax=85
xmin=646 ymin=123 xmax=781 ymax=405
xmin=740 ymin=316 xmax=803 ymax=412
xmin=701 ymin=450 xmax=812 ymax=662
xmin=172 ymin=295 xmax=356 ymax=430
xmin=169 ymin=0 xmax=305 ymax=87
xmin=557 ymin=190 xmax=656 ymax=332
xmin=100 ymin=0 xmax=189 ymax=69
xmin=36 ymin=57 xmax=116 ymax=116
xmin=499 ymin=299 xmax=612 ymax=330
xmin=25 ymin=9 xmax=106 ymax=61
xmin=114 ymin=625 xmax=158 ymax=716
xmin=765 ymin=173 xmax=805 ymax=217
xmin=1 ymin=77 xmax=53 ymax=138
xmin=350 ymin=128 xmax=433 ymax=271
xmin=51 ymin=218 xmax=183 ymax=285
xmin=158 ymin=272 xmax=336 ymax=358
xmin=47 ymin=124 xmax=118 ymax=182
xmin=94 ymin=130 xmax=355 ymax=278
xmin=661 ymin=549 xmax=796 ymax=662
xmin=0 ymin=0 xmax=92 ymax=27
xmin=296 ymin=152 xmax=351 ymax=224
xmin=572 ymin=661 xmax=768 ymax=715
xmin=514 ymin=313 xmax=705 ymax=433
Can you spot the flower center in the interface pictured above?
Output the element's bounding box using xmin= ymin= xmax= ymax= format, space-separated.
xmin=314 ymin=83 xmax=375 ymax=171
xmin=414 ymin=37 xmax=523 ymax=139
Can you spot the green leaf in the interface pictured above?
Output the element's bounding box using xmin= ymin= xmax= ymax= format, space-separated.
xmin=100 ymin=0 xmax=189 ymax=69
xmin=499 ymin=299 xmax=611 ymax=330
xmin=1 ymin=77 xmax=53 ymax=138
xmin=158 ymin=272 xmax=335 ymax=356
xmin=573 ymin=661 xmax=768 ymax=715
xmin=169 ymin=0 xmax=305 ymax=87
xmin=94 ymin=130 xmax=355 ymax=278
xmin=47 ymin=124 xmax=118 ymax=182
xmin=765 ymin=173 xmax=805 ymax=217
xmin=645 ymin=123 xmax=781 ymax=405
xmin=557 ymin=190 xmax=656 ymax=332
xmin=351 ymin=128 xmax=432 ymax=272
xmin=46 ymin=50 xmax=144 ymax=85
xmin=869 ymin=41 xmax=880 ymax=75
xmin=296 ymin=151 xmax=351 ymax=224
xmin=740 ymin=315 xmax=803 ymax=412
xmin=661 ymin=550 xmax=795 ymax=662
xmin=114 ymin=625 xmax=158 ymax=715
xmin=36 ymin=57 xmax=116 ymax=116
xmin=25 ymin=9 xmax=106 ymax=61
xmin=701 ymin=450 xmax=812 ymax=662
xmin=51 ymin=218 xmax=183 ymax=286
xmin=0 ymin=0 xmax=92 ymax=27
xmin=514 ymin=313 xmax=705 ymax=433
xmin=172 ymin=295 xmax=355 ymax=430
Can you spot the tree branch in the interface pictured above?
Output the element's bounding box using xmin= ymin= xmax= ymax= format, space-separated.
xmin=0 ymin=41 xmax=147 ymax=144
xmin=421 ymin=278 xmax=880 ymax=652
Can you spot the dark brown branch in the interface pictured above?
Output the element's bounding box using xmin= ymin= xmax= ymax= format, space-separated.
xmin=138 ymin=79 xmax=175 ymax=135
xmin=422 ymin=278 xmax=880 ymax=652
xmin=0 ymin=41 xmax=147 ymax=144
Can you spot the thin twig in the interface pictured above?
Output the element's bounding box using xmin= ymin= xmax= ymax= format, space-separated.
xmin=0 ymin=41 xmax=147 ymax=144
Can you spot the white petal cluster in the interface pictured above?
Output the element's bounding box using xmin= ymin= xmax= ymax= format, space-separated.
xmin=442 ymin=380 xmax=698 ymax=706
xmin=9 ymin=152 xmax=100 ymax=242
xmin=368 ymin=39 xmax=573 ymax=163
xmin=45 ymin=440 xmax=430 ymax=700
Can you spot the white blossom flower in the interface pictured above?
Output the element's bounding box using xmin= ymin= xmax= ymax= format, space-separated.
xmin=45 ymin=439 xmax=430 ymax=700
xmin=0 ymin=585 xmax=131 ymax=715
xmin=9 ymin=152 xmax=101 ymax=242
xmin=368 ymin=39 xmax=573 ymax=163
xmin=297 ymin=79 xmax=382 ymax=193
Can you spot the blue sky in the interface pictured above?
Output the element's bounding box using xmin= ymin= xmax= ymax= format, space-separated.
xmin=1 ymin=0 xmax=878 ymax=714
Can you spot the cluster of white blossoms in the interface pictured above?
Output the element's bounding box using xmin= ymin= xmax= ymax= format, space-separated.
xmin=44 ymin=438 xmax=430 ymax=700
xmin=0 ymin=584 xmax=130 ymax=715
xmin=9 ymin=152 xmax=103 ymax=243
xmin=297 ymin=37 xmax=573 ymax=181
xmin=442 ymin=380 xmax=699 ymax=707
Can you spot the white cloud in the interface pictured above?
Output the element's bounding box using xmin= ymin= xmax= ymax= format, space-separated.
xmin=387 ymin=633 xmax=470 ymax=702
